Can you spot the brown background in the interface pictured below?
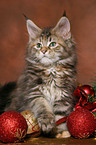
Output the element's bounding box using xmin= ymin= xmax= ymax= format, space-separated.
xmin=0 ymin=0 xmax=96 ymax=85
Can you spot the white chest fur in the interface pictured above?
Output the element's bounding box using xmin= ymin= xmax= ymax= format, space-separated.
xmin=40 ymin=80 xmax=62 ymax=105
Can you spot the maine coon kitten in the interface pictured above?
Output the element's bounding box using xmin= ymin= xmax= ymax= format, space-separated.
xmin=0 ymin=16 xmax=77 ymax=137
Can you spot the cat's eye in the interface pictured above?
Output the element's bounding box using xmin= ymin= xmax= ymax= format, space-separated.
xmin=49 ymin=42 xmax=56 ymax=47
xmin=36 ymin=43 xmax=42 ymax=48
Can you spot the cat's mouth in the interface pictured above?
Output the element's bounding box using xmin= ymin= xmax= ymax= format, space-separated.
xmin=40 ymin=55 xmax=59 ymax=66
xmin=40 ymin=56 xmax=53 ymax=65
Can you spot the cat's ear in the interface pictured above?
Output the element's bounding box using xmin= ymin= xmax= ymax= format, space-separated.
xmin=26 ymin=18 xmax=42 ymax=40
xmin=51 ymin=17 xmax=71 ymax=40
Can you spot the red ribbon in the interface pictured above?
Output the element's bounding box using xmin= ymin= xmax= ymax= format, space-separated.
xmin=56 ymin=86 xmax=96 ymax=126
xmin=56 ymin=116 xmax=68 ymax=126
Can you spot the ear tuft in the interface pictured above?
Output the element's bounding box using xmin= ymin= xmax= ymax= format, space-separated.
xmin=51 ymin=17 xmax=71 ymax=40
xmin=63 ymin=11 xmax=66 ymax=17
xmin=23 ymin=14 xmax=29 ymax=21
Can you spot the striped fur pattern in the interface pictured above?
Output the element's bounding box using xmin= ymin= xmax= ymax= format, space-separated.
xmin=4 ymin=16 xmax=77 ymax=136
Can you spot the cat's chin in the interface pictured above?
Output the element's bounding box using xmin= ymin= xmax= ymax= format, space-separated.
xmin=40 ymin=57 xmax=53 ymax=66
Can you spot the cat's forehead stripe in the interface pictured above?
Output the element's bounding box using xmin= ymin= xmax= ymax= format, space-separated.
xmin=41 ymin=28 xmax=51 ymax=38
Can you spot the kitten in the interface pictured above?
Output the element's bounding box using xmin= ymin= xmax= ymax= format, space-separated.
xmin=0 ymin=16 xmax=77 ymax=137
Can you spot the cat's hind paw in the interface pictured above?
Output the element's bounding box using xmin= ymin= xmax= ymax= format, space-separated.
xmin=56 ymin=131 xmax=71 ymax=138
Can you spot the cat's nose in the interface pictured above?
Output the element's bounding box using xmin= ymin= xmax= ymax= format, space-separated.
xmin=41 ymin=47 xmax=47 ymax=54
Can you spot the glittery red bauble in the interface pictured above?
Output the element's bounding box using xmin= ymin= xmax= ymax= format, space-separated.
xmin=0 ymin=111 xmax=28 ymax=143
xmin=67 ymin=108 xmax=96 ymax=138
xmin=81 ymin=85 xmax=95 ymax=97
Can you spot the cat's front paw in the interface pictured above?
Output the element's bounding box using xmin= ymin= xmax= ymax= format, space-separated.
xmin=56 ymin=131 xmax=71 ymax=138
xmin=37 ymin=114 xmax=55 ymax=134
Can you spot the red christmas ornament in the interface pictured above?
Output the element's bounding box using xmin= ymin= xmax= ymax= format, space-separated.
xmin=0 ymin=111 xmax=28 ymax=143
xmin=73 ymin=84 xmax=96 ymax=112
xmin=81 ymin=85 xmax=95 ymax=97
xmin=67 ymin=108 xmax=96 ymax=138
xmin=73 ymin=85 xmax=95 ymax=100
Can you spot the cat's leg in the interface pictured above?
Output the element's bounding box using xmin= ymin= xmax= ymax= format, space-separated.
xmin=28 ymin=96 xmax=56 ymax=135
xmin=53 ymin=98 xmax=73 ymax=138
xmin=55 ymin=116 xmax=71 ymax=138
